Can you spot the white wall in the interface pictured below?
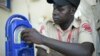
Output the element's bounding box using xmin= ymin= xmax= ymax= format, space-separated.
xmin=28 ymin=0 xmax=53 ymax=28
xmin=0 ymin=9 xmax=10 ymax=56
xmin=0 ymin=0 xmax=29 ymax=56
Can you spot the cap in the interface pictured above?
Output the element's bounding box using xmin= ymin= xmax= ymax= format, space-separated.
xmin=47 ymin=0 xmax=80 ymax=8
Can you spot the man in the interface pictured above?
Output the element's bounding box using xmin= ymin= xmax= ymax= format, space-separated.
xmin=21 ymin=0 xmax=95 ymax=56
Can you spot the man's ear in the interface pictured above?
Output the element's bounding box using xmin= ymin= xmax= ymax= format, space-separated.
xmin=70 ymin=7 xmax=76 ymax=15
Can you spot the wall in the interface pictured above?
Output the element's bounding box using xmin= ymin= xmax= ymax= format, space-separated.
xmin=0 ymin=9 xmax=10 ymax=56
xmin=0 ymin=0 xmax=29 ymax=56
xmin=93 ymin=0 xmax=100 ymax=56
xmin=28 ymin=0 xmax=53 ymax=28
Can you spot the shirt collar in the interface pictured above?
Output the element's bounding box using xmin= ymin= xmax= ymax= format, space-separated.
xmin=46 ymin=18 xmax=80 ymax=32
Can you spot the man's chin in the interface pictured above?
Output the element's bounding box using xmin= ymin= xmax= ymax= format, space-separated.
xmin=54 ymin=21 xmax=61 ymax=25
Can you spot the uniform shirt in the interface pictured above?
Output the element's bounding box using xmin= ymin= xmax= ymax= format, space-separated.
xmin=36 ymin=17 xmax=94 ymax=56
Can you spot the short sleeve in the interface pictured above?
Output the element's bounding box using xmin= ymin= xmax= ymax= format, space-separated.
xmin=78 ymin=21 xmax=94 ymax=44
xmin=35 ymin=23 xmax=50 ymax=54
xmin=38 ymin=23 xmax=48 ymax=36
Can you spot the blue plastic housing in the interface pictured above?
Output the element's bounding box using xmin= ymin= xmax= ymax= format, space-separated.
xmin=5 ymin=14 xmax=34 ymax=56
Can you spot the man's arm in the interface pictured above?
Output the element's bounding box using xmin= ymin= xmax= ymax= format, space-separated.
xmin=41 ymin=35 xmax=94 ymax=56
xmin=21 ymin=28 xmax=94 ymax=56
xmin=43 ymin=37 xmax=95 ymax=56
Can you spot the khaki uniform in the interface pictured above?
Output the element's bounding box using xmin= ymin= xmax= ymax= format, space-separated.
xmin=36 ymin=17 xmax=94 ymax=56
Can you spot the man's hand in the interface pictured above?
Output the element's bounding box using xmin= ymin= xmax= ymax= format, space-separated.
xmin=21 ymin=28 xmax=44 ymax=44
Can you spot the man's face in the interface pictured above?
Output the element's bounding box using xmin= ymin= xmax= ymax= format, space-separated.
xmin=53 ymin=4 xmax=75 ymax=24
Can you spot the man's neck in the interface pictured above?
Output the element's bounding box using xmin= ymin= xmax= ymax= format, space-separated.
xmin=59 ymin=17 xmax=74 ymax=31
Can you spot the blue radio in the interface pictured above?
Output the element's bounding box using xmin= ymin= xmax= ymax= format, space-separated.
xmin=5 ymin=14 xmax=34 ymax=56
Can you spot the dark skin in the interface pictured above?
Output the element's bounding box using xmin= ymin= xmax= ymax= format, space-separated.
xmin=53 ymin=4 xmax=74 ymax=30
xmin=21 ymin=4 xmax=95 ymax=56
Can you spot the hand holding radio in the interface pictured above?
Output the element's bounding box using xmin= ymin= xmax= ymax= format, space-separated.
xmin=21 ymin=28 xmax=44 ymax=44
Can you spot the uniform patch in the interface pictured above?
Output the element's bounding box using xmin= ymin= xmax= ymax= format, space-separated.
xmin=82 ymin=23 xmax=92 ymax=32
